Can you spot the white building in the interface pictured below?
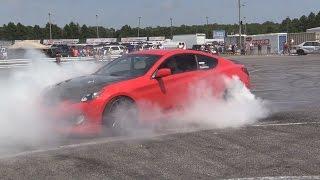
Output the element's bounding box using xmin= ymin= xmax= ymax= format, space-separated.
xmin=306 ymin=27 xmax=320 ymax=41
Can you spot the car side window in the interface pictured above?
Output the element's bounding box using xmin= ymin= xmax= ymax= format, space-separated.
xmin=160 ymin=54 xmax=197 ymax=74
xmin=133 ymin=57 xmax=147 ymax=70
xmin=111 ymin=47 xmax=119 ymax=50
xmin=303 ymin=42 xmax=313 ymax=46
xmin=312 ymin=42 xmax=320 ymax=46
xmin=196 ymin=55 xmax=218 ymax=70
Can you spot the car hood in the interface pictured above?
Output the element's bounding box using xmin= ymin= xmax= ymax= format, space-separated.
xmin=43 ymin=74 xmax=130 ymax=106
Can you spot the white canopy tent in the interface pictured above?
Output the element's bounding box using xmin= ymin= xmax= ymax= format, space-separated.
xmin=9 ymin=40 xmax=49 ymax=50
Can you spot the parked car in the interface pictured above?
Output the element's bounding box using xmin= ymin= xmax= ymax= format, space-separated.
xmin=47 ymin=45 xmax=70 ymax=58
xmin=104 ymin=45 xmax=126 ymax=56
xmin=295 ymin=41 xmax=320 ymax=55
xmin=192 ymin=45 xmax=219 ymax=55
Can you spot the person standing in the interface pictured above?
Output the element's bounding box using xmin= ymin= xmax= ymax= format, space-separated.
xmin=231 ymin=44 xmax=235 ymax=55
xmin=250 ymin=42 xmax=254 ymax=55
xmin=258 ymin=43 xmax=262 ymax=55
xmin=283 ymin=42 xmax=288 ymax=55
xmin=55 ymin=51 xmax=61 ymax=65
xmin=267 ymin=44 xmax=271 ymax=55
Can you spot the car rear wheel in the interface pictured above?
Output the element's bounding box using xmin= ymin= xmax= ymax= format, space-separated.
xmin=102 ymin=97 xmax=139 ymax=135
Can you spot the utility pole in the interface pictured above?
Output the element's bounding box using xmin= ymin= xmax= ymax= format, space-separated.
xmin=244 ymin=16 xmax=247 ymax=35
xmin=96 ymin=14 xmax=99 ymax=38
xmin=170 ymin=18 xmax=173 ymax=39
xmin=48 ymin=12 xmax=52 ymax=40
xmin=206 ymin=16 xmax=209 ymax=38
xmin=138 ymin=17 xmax=142 ymax=37
xmin=238 ymin=0 xmax=242 ymax=50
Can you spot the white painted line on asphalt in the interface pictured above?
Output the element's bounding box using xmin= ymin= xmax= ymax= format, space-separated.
xmin=0 ymin=131 xmax=178 ymax=159
xmin=252 ymin=121 xmax=320 ymax=127
xmin=249 ymin=68 xmax=263 ymax=73
xmin=0 ymin=65 xmax=29 ymax=69
xmin=225 ymin=176 xmax=320 ymax=180
xmin=251 ymin=89 xmax=281 ymax=92
xmin=271 ymin=100 xmax=313 ymax=104
xmin=2 ymin=121 xmax=319 ymax=159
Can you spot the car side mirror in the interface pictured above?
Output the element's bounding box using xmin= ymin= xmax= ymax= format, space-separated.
xmin=155 ymin=68 xmax=172 ymax=78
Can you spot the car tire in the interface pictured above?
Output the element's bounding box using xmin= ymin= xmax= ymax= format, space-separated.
xmin=102 ymin=97 xmax=139 ymax=135
xmin=297 ymin=49 xmax=305 ymax=56
xmin=223 ymin=89 xmax=231 ymax=101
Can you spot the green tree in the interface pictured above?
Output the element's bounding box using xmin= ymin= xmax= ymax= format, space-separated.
xmin=4 ymin=22 xmax=17 ymax=40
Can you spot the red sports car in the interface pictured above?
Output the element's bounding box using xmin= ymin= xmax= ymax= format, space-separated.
xmin=42 ymin=49 xmax=250 ymax=135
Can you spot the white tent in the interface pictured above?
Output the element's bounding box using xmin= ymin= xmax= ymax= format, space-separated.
xmin=8 ymin=40 xmax=49 ymax=50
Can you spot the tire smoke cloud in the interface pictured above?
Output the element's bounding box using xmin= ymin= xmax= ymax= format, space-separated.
xmin=0 ymin=50 xmax=99 ymax=153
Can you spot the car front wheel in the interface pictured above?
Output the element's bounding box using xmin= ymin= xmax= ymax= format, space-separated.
xmin=102 ymin=97 xmax=139 ymax=135
xmin=297 ymin=49 xmax=306 ymax=56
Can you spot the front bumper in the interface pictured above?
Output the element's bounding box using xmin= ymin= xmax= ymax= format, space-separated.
xmin=41 ymin=99 xmax=106 ymax=136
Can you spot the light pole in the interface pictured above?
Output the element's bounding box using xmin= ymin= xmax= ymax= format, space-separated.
xmin=96 ymin=14 xmax=99 ymax=38
xmin=138 ymin=16 xmax=142 ymax=37
xmin=206 ymin=16 xmax=209 ymax=38
xmin=170 ymin=18 xmax=173 ymax=39
xmin=238 ymin=0 xmax=242 ymax=50
xmin=243 ymin=16 xmax=247 ymax=35
xmin=48 ymin=12 xmax=52 ymax=40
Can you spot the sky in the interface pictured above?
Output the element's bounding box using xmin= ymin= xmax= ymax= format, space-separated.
xmin=0 ymin=0 xmax=319 ymax=28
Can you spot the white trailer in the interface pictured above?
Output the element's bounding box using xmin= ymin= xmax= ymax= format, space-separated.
xmin=172 ymin=34 xmax=206 ymax=49
xmin=245 ymin=33 xmax=287 ymax=54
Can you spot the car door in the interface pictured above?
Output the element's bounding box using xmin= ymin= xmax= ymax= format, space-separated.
xmin=194 ymin=54 xmax=224 ymax=96
xmin=313 ymin=42 xmax=320 ymax=53
xmin=156 ymin=53 xmax=199 ymax=110
xmin=123 ymin=55 xmax=173 ymax=119
xmin=303 ymin=42 xmax=316 ymax=53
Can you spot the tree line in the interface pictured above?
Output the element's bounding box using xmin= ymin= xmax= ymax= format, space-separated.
xmin=0 ymin=11 xmax=319 ymax=42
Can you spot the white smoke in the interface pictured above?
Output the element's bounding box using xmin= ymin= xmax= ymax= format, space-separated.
xmin=0 ymin=49 xmax=269 ymax=154
xmin=0 ymin=50 xmax=99 ymax=149
xmin=174 ymin=76 xmax=269 ymax=129
xmin=115 ymin=76 xmax=269 ymax=134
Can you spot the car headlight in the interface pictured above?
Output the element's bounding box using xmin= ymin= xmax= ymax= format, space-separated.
xmin=81 ymin=91 xmax=101 ymax=102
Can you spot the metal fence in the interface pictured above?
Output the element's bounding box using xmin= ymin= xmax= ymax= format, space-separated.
xmin=0 ymin=55 xmax=123 ymax=69
xmin=0 ymin=57 xmax=96 ymax=69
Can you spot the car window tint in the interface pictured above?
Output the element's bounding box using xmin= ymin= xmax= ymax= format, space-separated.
xmin=110 ymin=58 xmax=131 ymax=73
xmin=160 ymin=54 xmax=197 ymax=74
xmin=312 ymin=42 xmax=320 ymax=46
xmin=111 ymin=47 xmax=119 ymax=50
xmin=196 ymin=55 xmax=218 ymax=70
xmin=303 ymin=42 xmax=313 ymax=46
xmin=133 ymin=57 xmax=147 ymax=70
xmin=95 ymin=55 xmax=160 ymax=77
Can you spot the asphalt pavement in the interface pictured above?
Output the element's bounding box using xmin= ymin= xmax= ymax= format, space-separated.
xmin=0 ymin=55 xmax=320 ymax=179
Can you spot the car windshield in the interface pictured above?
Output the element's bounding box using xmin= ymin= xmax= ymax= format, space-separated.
xmin=94 ymin=54 xmax=161 ymax=77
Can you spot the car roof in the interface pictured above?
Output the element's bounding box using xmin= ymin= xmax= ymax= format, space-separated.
xmin=131 ymin=49 xmax=206 ymax=56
